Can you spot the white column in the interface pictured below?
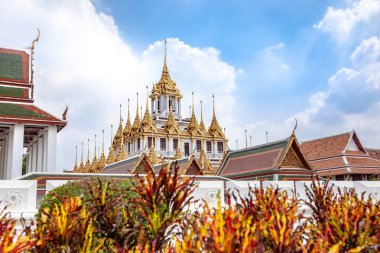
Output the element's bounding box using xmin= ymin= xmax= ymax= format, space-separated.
xmin=45 ymin=126 xmax=57 ymax=173
xmin=37 ymin=137 xmax=43 ymax=172
xmin=0 ymin=140 xmax=4 ymax=179
xmin=32 ymin=141 xmax=37 ymax=172
xmin=3 ymin=132 xmax=9 ymax=179
xmin=27 ymin=146 xmax=32 ymax=173
xmin=43 ymin=129 xmax=48 ymax=172
xmin=6 ymin=124 xmax=24 ymax=179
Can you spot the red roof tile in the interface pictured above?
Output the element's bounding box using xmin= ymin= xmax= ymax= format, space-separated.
xmin=310 ymin=157 xmax=345 ymax=170
xmin=346 ymin=157 xmax=380 ymax=167
xmin=220 ymin=148 xmax=282 ymax=176
xmin=301 ymin=132 xmax=350 ymax=160
xmin=367 ymin=148 xmax=380 ymax=160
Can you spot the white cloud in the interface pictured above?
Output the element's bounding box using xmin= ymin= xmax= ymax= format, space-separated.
xmin=0 ymin=0 xmax=238 ymax=171
xmin=292 ymin=36 xmax=380 ymax=144
xmin=314 ymin=0 xmax=380 ymax=44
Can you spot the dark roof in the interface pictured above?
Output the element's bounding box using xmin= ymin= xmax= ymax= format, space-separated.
xmin=0 ymin=86 xmax=29 ymax=100
xmin=103 ymin=155 xmax=140 ymax=174
xmin=218 ymin=138 xmax=288 ymax=177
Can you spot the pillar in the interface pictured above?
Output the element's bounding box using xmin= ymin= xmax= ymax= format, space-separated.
xmin=44 ymin=126 xmax=57 ymax=173
xmin=37 ymin=136 xmax=43 ymax=172
xmin=6 ymin=124 xmax=24 ymax=179
xmin=32 ymin=141 xmax=37 ymax=172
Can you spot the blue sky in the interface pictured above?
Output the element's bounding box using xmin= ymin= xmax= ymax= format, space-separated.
xmin=1 ymin=0 xmax=380 ymax=170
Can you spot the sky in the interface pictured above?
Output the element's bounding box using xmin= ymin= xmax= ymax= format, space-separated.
xmin=0 ymin=0 xmax=380 ymax=171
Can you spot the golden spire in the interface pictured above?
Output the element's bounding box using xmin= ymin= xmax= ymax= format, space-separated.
xmin=73 ymin=145 xmax=78 ymax=172
xmin=132 ymin=92 xmax=141 ymax=132
xmin=208 ymin=94 xmax=223 ymax=137
xmin=150 ymin=39 xmax=181 ymax=97
xmin=106 ymin=125 xmax=116 ymax=164
xmin=164 ymin=105 xmax=178 ymax=132
xmin=116 ymin=132 xmax=127 ymax=162
xmin=198 ymin=143 xmax=214 ymax=175
xmin=78 ymin=142 xmax=85 ymax=172
xmin=174 ymin=132 xmax=182 ymax=160
xmin=113 ymin=104 xmax=123 ymax=148
xmin=84 ymin=138 xmax=91 ymax=173
xmin=97 ymin=129 xmax=106 ymax=172
xmin=199 ymin=100 xmax=206 ymax=132
xmin=91 ymin=134 xmax=98 ymax=173
xmin=123 ymin=98 xmax=132 ymax=139
xmin=148 ymin=141 xmax=160 ymax=165
xmin=188 ymin=92 xmax=199 ymax=133
xmin=141 ymin=86 xmax=156 ymax=130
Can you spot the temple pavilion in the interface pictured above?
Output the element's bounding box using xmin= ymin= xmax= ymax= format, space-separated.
xmin=0 ymin=45 xmax=66 ymax=179
xmin=73 ymin=40 xmax=227 ymax=175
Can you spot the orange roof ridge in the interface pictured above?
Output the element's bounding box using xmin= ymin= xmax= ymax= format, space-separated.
xmin=301 ymin=131 xmax=352 ymax=143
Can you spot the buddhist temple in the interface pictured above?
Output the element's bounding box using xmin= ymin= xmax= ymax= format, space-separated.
xmin=301 ymin=130 xmax=380 ymax=180
xmin=0 ymin=41 xmax=67 ymax=179
xmin=74 ymin=40 xmax=228 ymax=175
xmin=216 ymin=130 xmax=314 ymax=180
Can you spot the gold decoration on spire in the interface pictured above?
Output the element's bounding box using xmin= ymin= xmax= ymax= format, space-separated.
xmin=148 ymin=142 xmax=160 ymax=165
xmin=113 ymin=104 xmax=124 ymax=148
xmin=132 ymin=93 xmax=141 ymax=133
xmin=174 ymin=131 xmax=183 ymax=160
xmin=208 ymin=95 xmax=224 ymax=138
xmin=73 ymin=145 xmax=78 ymax=172
xmin=188 ymin=92 xmax=201 ymax=135
xmin=90 ymin=134 xmax=98 ymax=173
xmin=123 ymin=98 xmax=132 ymax=139
xmin=164 ymin=105 xmax=180 ymax=134
xmin=198 ymin=144 xmax=214 ymax=175
xmin=141 ymin=86 xmax=157 ymax=132
xmin=150 ymin=39 xmax=182 ymax=98
xmin=78 ymin=142 xmax=85 ymax=172
xmin=97 ymin=130 xmax=106 ymax=172
xmin=199 ymin=100 xmax=206 ymax=132
xmin=106 ymin=125 xmax=116 ymax=164
xmin=116 ymin=133 xmax=127 ymax=162
xmin=84 ymin=139 xmax=91 ymax=173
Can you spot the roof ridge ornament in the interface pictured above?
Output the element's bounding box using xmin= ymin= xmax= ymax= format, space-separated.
xmin=30 ymin=28 xmax=40 ymax=98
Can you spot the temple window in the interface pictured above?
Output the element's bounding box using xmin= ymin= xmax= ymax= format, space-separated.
xmin=173 ymin=138 xmax=178 ymax=150
xmin=206 ymin=141 xmax=212 ymax=153
xmin=137 ymin=138 xmax=141 ymax=150
xmin=196 ymin=140 xmax=201 ymax=151
xmin=148 ymin=137 xmax=155 ymax=147
xmin=160 ymin=138 xmax=166 ymax=151
xmin=127 ymin=142 xmax=130 ymax=153
xmin=158 ymin=100 xmax=160 ymax=112
xmin=217 ymin=142 xmax=223 ymax=153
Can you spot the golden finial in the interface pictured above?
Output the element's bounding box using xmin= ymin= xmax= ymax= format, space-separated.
xmin=132 ymin=92 xmax=141 ymax=132
xmin=79 ymin=142 xmax=85 ymax=172
xmin=208 ymin=94 xmax=223 ymax=137
xmin=73 ymin=145 xmax=78 ymax=172
xmin=141 ymin=85 xmax=156 ymax=131
xmin=30 ymin=28 xmax=40 ymax=98
xmin=116 ymin=132 xmax=127 ymax=162
xmin=188 ymin=92 xmax=199 ymax=133
xmin=112 ymin=104 xmax=123 ymax=148
xmin=84 ymin=138 xmax=91 ymax=173
xmin=291 ymin=118 xmax=298 ymax=137
xmin=91 ymin=134 xmax=98 ymax=173
xmin=123 ymin=98 xmax=132 ymax=138
xmin=97 ymin=129 xmax=106 ymax=172
xmin=107 ymin=125 xmax=116 ymax=164
xmin=199 ymin=100 xmax=206 ymax=132
xmin=164 ymin=38 xmax=167 ymax=67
